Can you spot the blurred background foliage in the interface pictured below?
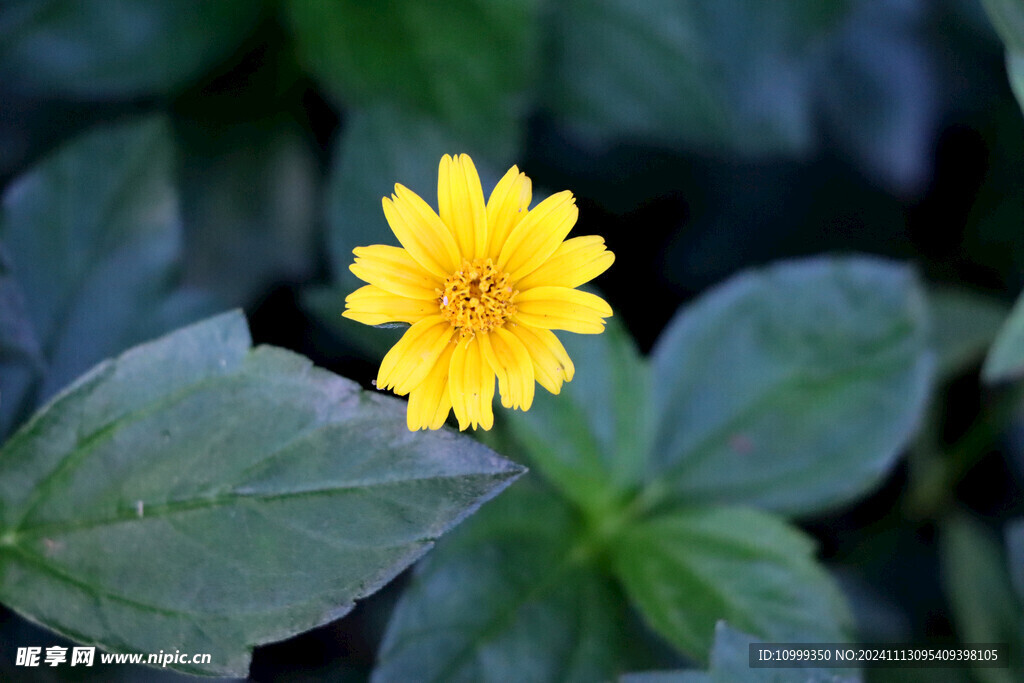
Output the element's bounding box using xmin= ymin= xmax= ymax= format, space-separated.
xmin=1 ymin=0 xmax=1024 ymax=680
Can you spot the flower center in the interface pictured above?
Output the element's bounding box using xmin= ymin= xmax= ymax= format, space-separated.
xmin=439 ymin=258 xmax=516 ymax=338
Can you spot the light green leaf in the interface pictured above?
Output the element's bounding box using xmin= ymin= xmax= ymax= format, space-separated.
xmin=650 ymin=257 xmax=932 ymax=516
xmin=373 ymin=480 xmax=637 ymax=683
xmin=177 ymin=116 xmax=319 ymax=306
xmin=0 ymin=0 xmax=262 ymax=97
xmin=940 ymin=514 xmax=1024 ymax=683
xmin=981 ymin=0 xmax=1024 ymax=52
xmin=1008 ymin=52 xmax=1024 ymax=114
xmin=981 ymin=0 xmax=1024 ymax=113
xmin=927 ymin=285 xmax=1008 ymax=379
xmin=0 ymin=311 xmax=523 ymax=677
xmin=503 ymin=315 xmax=651 ymax=516
xmin=983 ymin=288 xmax=1024 ymax=382
xmin=611 ymin=506 xmax=852 ymax=662
xmin=0 ymin=116 xmax=217 ymax=438
xmin=285 ymin=0 xmax=537 ymax=157
xmin=706 ymin=622 xmax=859 ymax=683
xmin=544 ymin=0 xmax=848 ymax=155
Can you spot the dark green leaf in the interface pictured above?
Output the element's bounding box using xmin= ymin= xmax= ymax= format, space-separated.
xmin=620 ymin=671 xmax=709 ymax=683
xmin=503 ymin=315 xmax=651 ymax=516
xmin=0 ymin=311 xmax=523 ymax=676
xmin=0 ymin=116 xmax=217 ymax=438
xmin=983 ymin=288 xmax=1024 ymax=382
xmin=611 ymin=506 xmax=852 ymax=662
xmin=302 ymin=286 xmax=404 ymax=360
xmin=324 ymin=105 xmax=467 ymax=287
xmin=373 ymin=480 xmax=637 ymax=683
xmin=940 ymin=514 xmax=1024 ymax=683
xmin=1007 ymin=519 xmax=1024 ymax=603
xmin=0 ymin=244 xmax=40 ymax=365
xmin=0 ymin=0 xmax=262 ymax=97
xmin=650 ymin=257 xmax=932 ymax=516
xmin=927 ymin=285 xmax=1008 ymax=379
xmin=177 ymin=116 xmax=319 ymax=306
xmin=285 ymin=0 xmax=537 ymax=157
xmin=816 ymin=1 xmax=937 ymax=193
xmin=544 ymin=0 xmax=848 ymax=155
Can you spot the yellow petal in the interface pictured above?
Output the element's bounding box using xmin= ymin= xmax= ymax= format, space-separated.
xmin=407 ymin=342 xmax=455 ymax=430
xmin=513 ymin=287 xmax=612 ymax=334
xmin=515 ymin=236 xmax=615 ymax=291
xmin=497 ymin=191 xmax=578 ymax=281
xmin=485 ymin=165 xmax=532 ymax=259
xmin=350 ymin=245 xmax=442 ymax=300
xmin=448 ymin=336 xmax=495 ymax=430
xmin=383 ymin=185 xmax=461 ymax=278
xmin=377 ymin=316 xmax=454 ymax=396
xmin=438 ymin=154 xmax=488 ymax=260
xmin=507 ymin=324 xmax=575 ymax=394
xmin=343 ymin=285 xmax=437 ymax=325
xmin=479 ymin=328 xmax=534 ymax=410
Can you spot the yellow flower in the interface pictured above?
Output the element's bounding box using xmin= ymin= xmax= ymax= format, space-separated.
xmin=344 ymin=154 xmax=614 ymax=431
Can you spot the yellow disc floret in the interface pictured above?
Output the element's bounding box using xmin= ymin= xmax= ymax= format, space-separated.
xmin=439 ymin=258 xmax=516 ymax=338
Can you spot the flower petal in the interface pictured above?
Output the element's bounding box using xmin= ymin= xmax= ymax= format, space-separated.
xmin=485 ymin=165 xmax=532 ymax=259
xmin=384 ymin=185 xmax=461 ymax=278
xmin=350 ymin=245 xmax=442 ymax=300
xmin=515 ymin=235 xmax=615 ymax=291
xmin=343 ymin=285 xmax=436 ymax=325
xmin=497 ymin=190 xmax=577 ymax=281
xmin=406 ymin=341 xmax=455 ymax=430
xmin=479 ymin=328 xmax=534 ymax=410
xmin=513 ymin=287 xmax=612 ymax=334
xmin=507 ymin=324 xmax=575 ymax=394
xmin=377 ymin=316 xmax=454 ymax=396
xmin=448 ymin=336 xmax=495 ymax=430
xmin=438 ymin=154 xmax=488 ymax=260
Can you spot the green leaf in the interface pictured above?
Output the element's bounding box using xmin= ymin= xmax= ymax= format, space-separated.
xmin=0 ymin=0 xmax=262 ymax=97
xmin=0 ymin=116 xmax=217 ymax=438
xmin=981 ymin=0 xmax=1024 ymax=113
xmin=1007 ymin=519 xmax=1024 ymax=603
xmin=373 ymin=480 xmax=639 ymax=683
xmin=177 ymin=116 xmax=319 ymax=306
xmin=324 ymin=105 xmax=468 ymax=287
xmin=1008 ymin=52 xmax=1024 ymax=114
xmin=620 ymin=622 xmax=862 ymax=683
xmin=983 ymin=288 xmax=1024 ymax=382
xmin=706 ymin=622 xmax=859 ymax=683
xmin=0 ymin=244 xmax=41 ymax=365
xmin=940 ymin=514 xmax=1024 ymax=683
xmin=611 ymin=506 xmax=852 ymax=662
xmin=285 ymin=0 xmax=537 ymax=157
xmin=927 ymin=285 xmax=1008 ymax=379
xmin=650 ymin=257 xmax=932 ymax=516
xmin=0 ymin=311 xmax=523 ymax=677
xmin=302 ymin=286 xmax=405 ymax=360
xmin=544 ymin=0 xmax=848 ymax=156
xmin=503 ymin=315 xmax=651 ymax=516
xmin=981 ymin=0 xmax=1024 ymax=52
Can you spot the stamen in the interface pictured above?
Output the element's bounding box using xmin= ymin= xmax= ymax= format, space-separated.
xmin=439 ymin=258 xmax=517 ymax=338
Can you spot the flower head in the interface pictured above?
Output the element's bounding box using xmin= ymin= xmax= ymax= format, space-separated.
xmin=344 ymin=154 xmax=614 ymax=431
